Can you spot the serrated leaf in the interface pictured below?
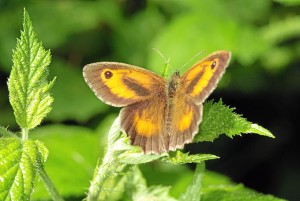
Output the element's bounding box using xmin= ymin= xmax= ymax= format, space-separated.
xmin=0 ymin=138 xmax=47 ymax=201
xmin=7 ymin=9 xmax=54 ymax=130
xmin=0 ymin=126 xmax=18 ymax=138
xmin=162 ymin=151 xmax=218 ymax=165
xmin=194 ymin=100 xmax=274 ymax=142
xmin=119 ymin=151 xmax=164 ymax=165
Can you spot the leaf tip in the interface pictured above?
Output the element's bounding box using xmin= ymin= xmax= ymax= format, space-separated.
xmin=250 ymin=124 xmax=275 ymax=138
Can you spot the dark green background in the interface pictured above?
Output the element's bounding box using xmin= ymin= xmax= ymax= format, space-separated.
xmin=0 ymin=0 xmax=299 ymax=200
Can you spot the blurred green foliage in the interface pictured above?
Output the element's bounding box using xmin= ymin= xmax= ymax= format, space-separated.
xmin=0 ymin=0 xmax=298 ymax=200
xmin=1 ymin=0 xmax=300 ymax=127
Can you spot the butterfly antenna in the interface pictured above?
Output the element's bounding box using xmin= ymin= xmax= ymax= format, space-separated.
xmin=180 ymin=50 xmax=207 ymax=71
xmin=153 ymin=48 xmax=172 ymax=77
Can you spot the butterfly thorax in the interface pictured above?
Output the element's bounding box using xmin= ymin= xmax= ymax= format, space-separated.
xmin=168 ymin=71 xmax=180 ymax=98
xmin=165 ymin=71 xmax=181 ymax=140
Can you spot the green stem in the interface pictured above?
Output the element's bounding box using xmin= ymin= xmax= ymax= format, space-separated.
xmin=179 ymin=162 xmax=205 ymax=201
xmin=22 ymin=128 xmax=29 ymax=141
xmin=86 ymin=149 xmax=128 ymax=201
xmin=38 ymin=166 xmax=64 ymax=201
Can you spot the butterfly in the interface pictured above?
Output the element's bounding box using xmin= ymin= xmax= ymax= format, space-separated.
xmin=83 ymin=50 xmax=231 ymax=154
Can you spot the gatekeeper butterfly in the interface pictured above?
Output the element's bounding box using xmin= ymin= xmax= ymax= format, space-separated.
xmin=83 ymin=50 xmax=231 ymax=154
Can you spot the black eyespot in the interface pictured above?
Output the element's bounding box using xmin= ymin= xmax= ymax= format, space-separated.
xmin=104 ymin=71 xmax=113 ymax=79
xmin=211 ymin=61 xmax=217 ymax=69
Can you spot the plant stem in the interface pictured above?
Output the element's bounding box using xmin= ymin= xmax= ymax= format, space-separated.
xmin=86 ymin=148 xmax=126 ymax=201
xmin=22 ymin=128 xmax=29 ymax=141
xmin=179 ymin=162 xmax=205 ymax=201
xmin=38 ymin=166 xmax=64 ymax=201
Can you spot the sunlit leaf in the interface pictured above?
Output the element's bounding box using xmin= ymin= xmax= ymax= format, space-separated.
xmin=194 ymin=100 xmax=274 ymax=142
xmin=7 ymin=9 xmax=55 ymax=130
xmin=0 ymin=138 xmax=47 ymax=201
xmin=163 ymin=151 xmax=218 ymax=165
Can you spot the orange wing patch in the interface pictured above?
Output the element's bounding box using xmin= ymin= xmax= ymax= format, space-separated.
xmin=120 ymin=95 xmax=168 ymax=153
xmin=168 ymin=95 xmax=202 ymax=151
xmin=134 ymin=111 xmax=160 ymax=137
xmin=177 ymin=109 xmax=193 ymax=132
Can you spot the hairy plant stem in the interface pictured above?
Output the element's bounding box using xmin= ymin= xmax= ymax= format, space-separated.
xmin=38 ymin=166 xmax=64 ymax=201
xmin=86 ymin=148 xmax=129 ymax=201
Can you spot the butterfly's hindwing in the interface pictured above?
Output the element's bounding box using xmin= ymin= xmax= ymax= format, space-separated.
xmin=120 ymin=94 xmax=169 ymax=154
xmin=168 ymin=95 xmax=202 ymax=150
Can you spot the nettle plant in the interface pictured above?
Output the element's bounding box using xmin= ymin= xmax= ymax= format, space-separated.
xmin=0 ymin=10 xmax=285 ymax=201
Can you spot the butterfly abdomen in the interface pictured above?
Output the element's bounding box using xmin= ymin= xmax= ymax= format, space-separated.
xmin=165 ymin=72 xmax=183 ymax=148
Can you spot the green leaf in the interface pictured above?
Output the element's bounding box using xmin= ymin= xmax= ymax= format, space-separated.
xmin=0 ymin=126 xmax=18 ymax=138
xmin=86 ymin=108 xmax=275 ymax=200
xmin=119 ymin=150 xmax=164 ymax=164
xmin=194 ymin=100 xmax=274 ymax=142
xmin=201 ymin=170 xmax=286 ymax=201
xmin=163 ymin=151 xmax=219 ymax=165
xmin=86 ymin=117 xmax=166 ymax=200
xmin=125 ymin=166 xmax=177 ymax=201
xmin=7 ymin=9 xmax=55 ymax=131
xmin=0 ymin=138 xmax=47 ymax=201
xmin=179 ymin=163 xmax=205 ymax=201
xmin=30 ymin=124 xmax=101 ymax=200
xmin=202 ymin=184 xmax=286 ymax=201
